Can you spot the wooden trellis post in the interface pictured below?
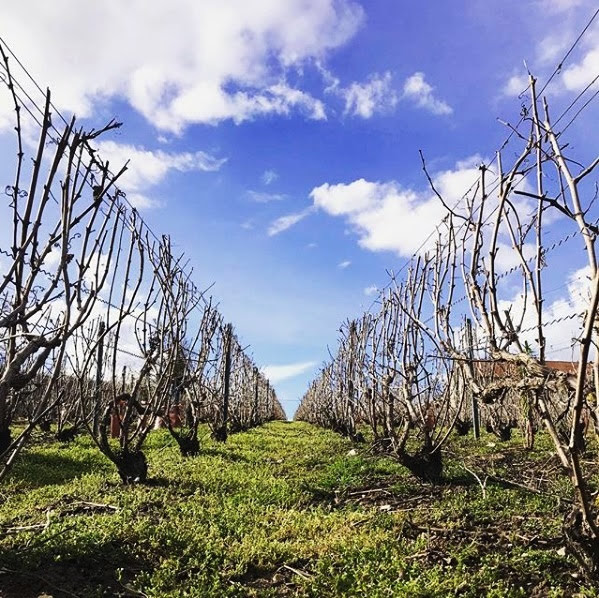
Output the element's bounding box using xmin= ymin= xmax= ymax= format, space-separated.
xmin=253 ymin=366 xmax=259 ymax=425
xmin=218 ymin=323 xmax=233 ymax=442
xmin=465 ymin=318 xmax=480 ymax=439
xmin=93 ymin=321 xmax=105 ymax=436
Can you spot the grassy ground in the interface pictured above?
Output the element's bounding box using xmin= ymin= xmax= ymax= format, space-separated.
xmin=0 ymin=421 xmax=596 ymax=597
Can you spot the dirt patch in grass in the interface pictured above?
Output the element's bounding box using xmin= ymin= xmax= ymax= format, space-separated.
xmin=336 ymin=476 xmax=444 ymax=511
xmin=232 ymin=560 xmax=313 ymax=596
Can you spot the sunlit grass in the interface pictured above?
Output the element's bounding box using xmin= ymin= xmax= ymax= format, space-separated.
xmin=0 ymin=422 xmax=595 ymax=597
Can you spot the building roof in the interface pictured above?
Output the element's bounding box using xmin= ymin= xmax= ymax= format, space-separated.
xmin=473 ymin=359 xmax=586 ymax=379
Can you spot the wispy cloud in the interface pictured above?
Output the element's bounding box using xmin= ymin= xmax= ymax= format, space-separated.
xmin=402 ymin=72 xmax=453 ymax=115
xmin=262 ymin=361 xmax=318 ymax=383
xmin=539 ymin=0 xmax=586 ymax=13
xmin=342 ymin=72 xmax=398 ymax=118
xmin=247 ymin=190 xmax=287 ymax=203
xmin=96 ymin=141 xmax=227 ymax=182
xmin=364 ymin=285 xmax=378 ymax=296
xmin=321 ymin=66 xmax=450 ymax=119
xmin=267 ymin=207 xmax=313 ymax=236
xmin=92 ymin=140 xmax=227 ymax=210
xmin=321 ymin=67 xmax=398 ymax=119
xmin=262 ymin=169 xmax=278 ymax=185
xmin=338 ymin=260 xmax=351 ymax=269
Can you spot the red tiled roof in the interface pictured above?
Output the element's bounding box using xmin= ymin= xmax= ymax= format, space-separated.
xmin=473 ymin=359 xmax=586 ymax=379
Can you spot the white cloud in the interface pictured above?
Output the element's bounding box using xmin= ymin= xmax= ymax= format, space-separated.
xmin=364 ymin=285 xmax=378 ymax=296
xmin=563 ymin=47 xmax=599 ymax=92
xmin=92 ymin=140 xmax=226 ymax=209
xmin=0 ymin=89 xmax=14 ymax=132
xmin=498 ymin=266 xmax=591 ymax=359
xmin=338 ymin=260 xmax=351 ymax=268
xmin=320 ymin=66 xmax=398 ymax=118
xmin=247 ymin=190 xmax=287 ymax=203
xmin=262 ymin=360 xmax=318 ymax=383
xmin=163 ymin=82 xmax=326 ymax=129
xmin=262 ymin=169 xmax=278 ymax=185
xmin=502 ymin=5 xmax=599 ymax=98
xmin=312 ymin=179 xmax=439 ymax=255
xmin=402 ymin=72 xmax=453 ymax=115
xmin=241 ymin=220 xmax=254 ymax=230
xmin=342 ymin=72 xmax=398 ymax=118
xmin=494 ymin=242 xmax=537 ymax=273
xmin=125 ymin=193 xmax=163 ymax=210
xmin=435 ymin=155 xmax=485 ymax=198
xmin=311 ymin=177 xmax=381 ymax=215
xmin=310 ymin=157 xmax=481 ymax=256
xmin=0 ymin=1 xmax=363 ymax=132
xmin=267 ymin=207 xmax=313 ymax=236
xmin=536 ymin=33 xmax=571 ymax=65
xmin=503 ymin=73 xmax=529 ymax=97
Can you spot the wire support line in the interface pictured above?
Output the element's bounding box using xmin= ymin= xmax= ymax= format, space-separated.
xmin=2 ymin=14 xmax=599 ymax=384
xmin=0 ymin=43 xmax=255 ymax=357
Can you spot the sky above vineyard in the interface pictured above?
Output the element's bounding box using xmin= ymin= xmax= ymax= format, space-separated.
xmin=1 ymin=0 xmax=598 ymax=416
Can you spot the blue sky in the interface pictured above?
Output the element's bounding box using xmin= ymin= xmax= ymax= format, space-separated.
xmin=1 ymin=0 xmax=598 ymax=417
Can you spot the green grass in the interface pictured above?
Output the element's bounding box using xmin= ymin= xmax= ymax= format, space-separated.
xmin=0 ymin=422 xmax=596 ymax=597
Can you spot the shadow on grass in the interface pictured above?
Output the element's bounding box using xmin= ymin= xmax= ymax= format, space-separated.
xmin=299 ymin=482 xmax=337 ymax=507
xmin=441 ymin=472 xmax=487 ymax=487
xmin=300 ymin=469 xmax=490 ymax=511
xmin=199 ymin=447 xmax=251 ymax=463
xmin=143 ymin=475 xmax=172 ymax=488
xmin=10 ymin=450 xmax=111 ymax=488
xmin=0 ymin=538 xmax=151 ymax=598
